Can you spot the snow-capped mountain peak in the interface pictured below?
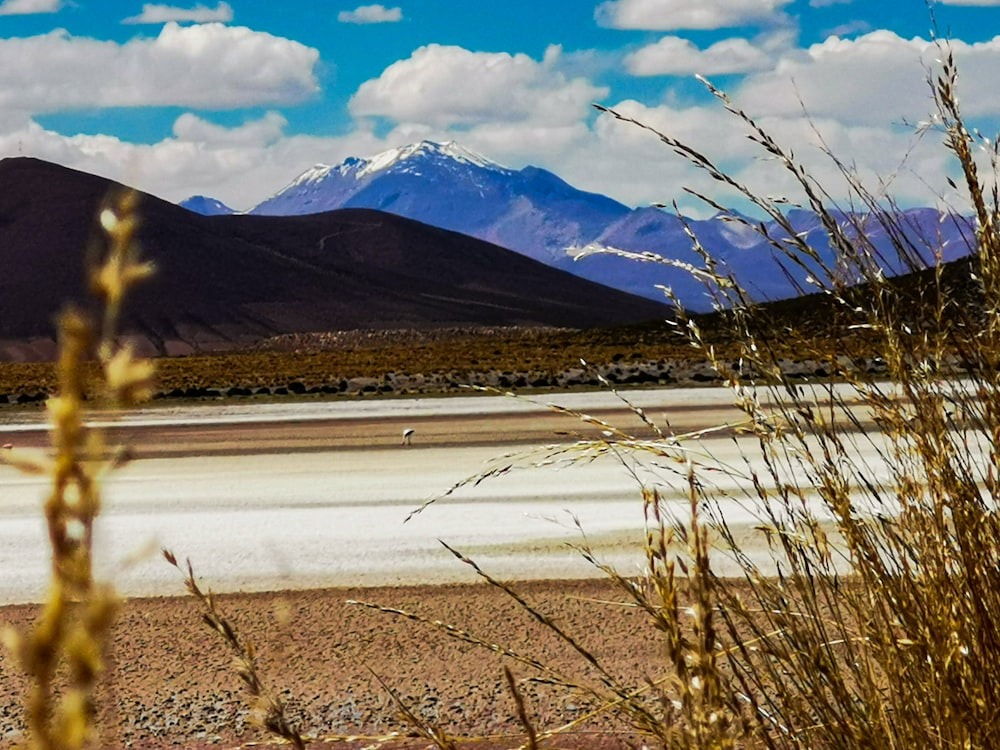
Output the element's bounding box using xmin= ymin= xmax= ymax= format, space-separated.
xmin=287 ymin=163 xmax=332 ymax=186
xmin=270 ymin=141 xmax=504 ymax=196
xmin=357 ymin=140 xmax=502 ymax=178
xmin=251 ymin=139 xmax=520 ymax=218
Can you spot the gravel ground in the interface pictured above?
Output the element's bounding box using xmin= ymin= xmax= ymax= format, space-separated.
xmin=0 ymin=578 xmax=670 ymax=749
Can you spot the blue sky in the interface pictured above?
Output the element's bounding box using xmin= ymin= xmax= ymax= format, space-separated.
xmin=1 ymin=1 xmax=998 ymax=213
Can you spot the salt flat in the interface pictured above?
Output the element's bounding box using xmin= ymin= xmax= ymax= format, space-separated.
xmin=0 ymin=440 xmax=664 ymax=602
xmin=0 ymin=384 xmax=965 ymax=603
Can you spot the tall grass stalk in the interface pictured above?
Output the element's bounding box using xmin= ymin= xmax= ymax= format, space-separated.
xmin=162 ymin=552 xmax=308 ymax=749
xmin=2 ymin=190 xmax=154 ymax=750
xmin=362 ymin=44 xmax=1000 ymax=749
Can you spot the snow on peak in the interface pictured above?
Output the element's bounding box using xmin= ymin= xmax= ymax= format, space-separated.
xmin=288 ymin=162 xmax=340 ymax=187
xmin=278 ymin=141 xmax=504 ymax=193
xmin=355 ymin=140 xmax=503 ymax=178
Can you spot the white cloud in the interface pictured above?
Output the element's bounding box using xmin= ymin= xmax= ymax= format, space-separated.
xmin=596 ymin=0 xmax=794 ymax=31
xmin=0 ymin=41 xmax=613 ymax=210
xmin=337 ymin=4 xmax=402 ymax=24
xmin=359 ymin=86 xmax=954 ymax=216
xmin=172 ymin=111 xmax=287 ymax=146
xmin=735 ymin=32 xmax=1000 ymax=126
xmin=577 ymin=98 xmax=768 ymax=210
xmin=626 ymin=36 xmax=773 ymax=76
xmin=823 ymin=20 xmax=872 ymax=37
xmin=0 ymin=116 xmax=394 ymax=209
xmin=0 ymin=0 xmax=61 ymax=15
xmin=0 ymin=93 xmax=970 ymax=220
xmin=0 ymin=24 xmax=319 ymax=114
xmin=122 ymin=2 xmax=234 ymax=25
xmin=349 ymin=44 xmax=607 ymax=128
xmin=564 ymin=97 xmax=964 ymax=217
xmin=810 ymin=0 xmax=853 ymax=6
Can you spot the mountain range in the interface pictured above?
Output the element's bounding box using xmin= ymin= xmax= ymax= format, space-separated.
xmin=0 ymin=157 xmax=668 ymax=361
xmin=185 ymin=141 xmax=976 ymax=311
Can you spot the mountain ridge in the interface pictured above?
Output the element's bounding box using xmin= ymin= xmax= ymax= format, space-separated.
xmin=0 ymin=156 xmax=668 ymax=362
xmin=209 ymin=140 xmax=976 ymax=310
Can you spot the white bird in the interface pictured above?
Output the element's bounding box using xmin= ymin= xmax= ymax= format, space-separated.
xmin=401 ymin=428 xmax=415 ymax=446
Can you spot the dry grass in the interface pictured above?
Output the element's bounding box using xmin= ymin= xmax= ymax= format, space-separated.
xmin=162 ymin=551 xmax=307 ymax=750
xmin=1 ymin=190 xmax=154 ymax=750
xmin=354 ymin=43 xmax=1000 ymax=750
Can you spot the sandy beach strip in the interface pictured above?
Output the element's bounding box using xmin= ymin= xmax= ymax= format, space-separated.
xmin=0 ymin=396 xmax=754 ymax=456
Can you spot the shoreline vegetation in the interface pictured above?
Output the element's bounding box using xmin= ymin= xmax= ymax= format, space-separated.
xmin=0 ymin=311 xmax=915 ymax=404
xmin=0 ymin=246 xmax=976 ymax=404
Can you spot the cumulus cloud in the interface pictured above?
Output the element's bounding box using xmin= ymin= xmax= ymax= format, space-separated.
xmin=572 ymin=98 xmax=765 ymax=210
xmin=450 ymin=33 xmax=984 ymax=213
xmin=337 ymin=4 xmax=402 ymax=24
xmin=172 ymin=111 xmax=287 ymax=146
xmin=0 ymin=24 xmax=319 ymax=114
xmin=626 ymin=36 xmax=773 ymax=76
xmin=0 ymin=0 xmax=61 ymax=15
xmin=596 ymin=0 xmax=794 ymax=30
xmin=350 ymin=44 xmax=607 ymax=128
xmin=824 ymin=20 xmax=872 ymax=37
xmin=0 ymin=115 xmax=395 ymax=209
xmin=562 ymin=96 xmax=962 ymax=216
xmin=122 ymin=2 xmax=234 ymax=25
xmin=0 ymin=97 xmax=968 ymax=219
xmin=0 ymin=40 xmax=612 ymax=211
xmin=735 ymin=31 xmax=1000 ymax=126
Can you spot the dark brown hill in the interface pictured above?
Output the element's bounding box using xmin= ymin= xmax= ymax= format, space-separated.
xmin=0 ymin=157 xmax=669 ymax=361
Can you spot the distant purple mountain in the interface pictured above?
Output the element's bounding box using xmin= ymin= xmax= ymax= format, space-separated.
xmin=181 ymin=195 xmax=235 ymax=216
xmin=242 ymin=140 xmax=976 ymax=311
xmin=251 ymin=141 xmax=628 ymax=263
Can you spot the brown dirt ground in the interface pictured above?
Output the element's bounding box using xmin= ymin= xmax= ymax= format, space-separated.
xmin=0 ymin=398 xmax=747 ymax=458
xmin=0 ymin=578 xmax=679 ymax=749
